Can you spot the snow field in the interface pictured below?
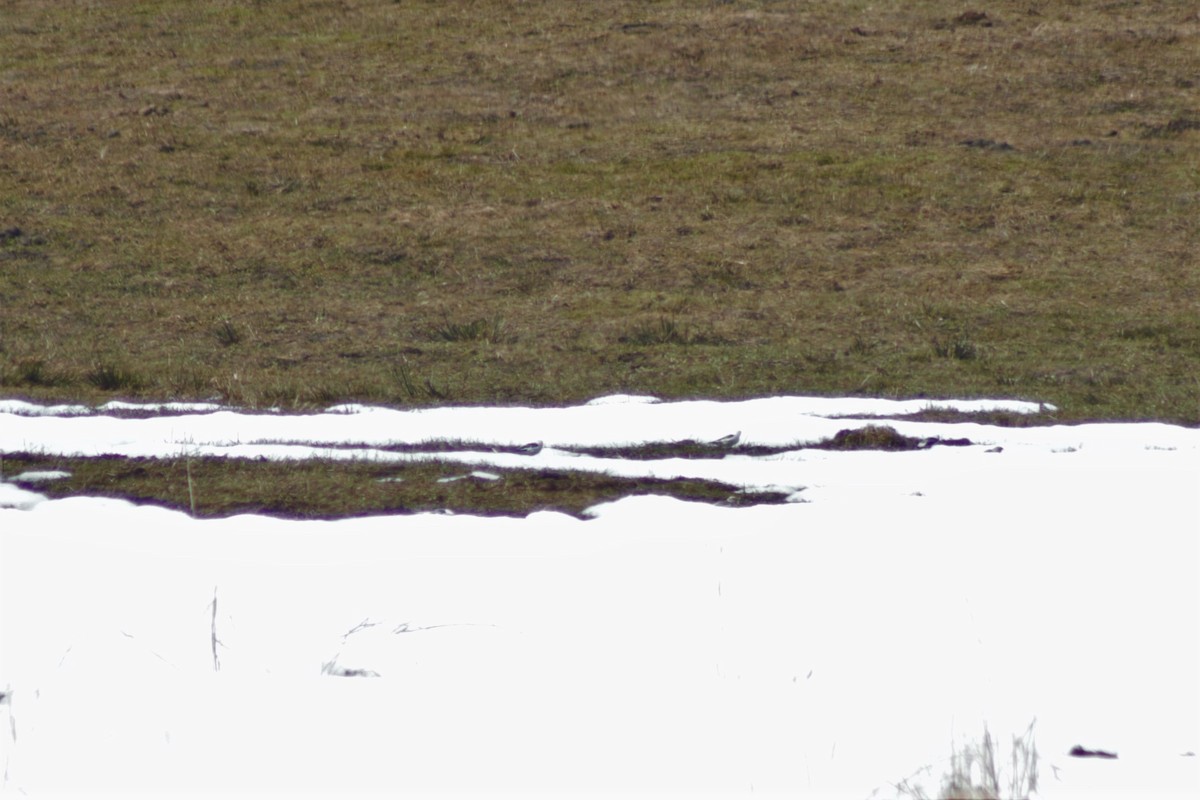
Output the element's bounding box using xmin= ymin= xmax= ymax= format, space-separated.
xmin=2 ymin=395 xmax=1197 ymax=797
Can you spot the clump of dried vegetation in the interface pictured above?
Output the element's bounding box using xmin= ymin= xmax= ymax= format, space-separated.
xmin=0 ymin=0 xmax=1197 ymax=422
xmin=893 ymin=721 xmax=1039 ymax=800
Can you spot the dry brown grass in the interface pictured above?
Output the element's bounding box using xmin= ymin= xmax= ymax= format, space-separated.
xmin=893 ymin=720 xmax=1039 ymax=800
xmin=1 ymin=0 xmax=1198 ymax=421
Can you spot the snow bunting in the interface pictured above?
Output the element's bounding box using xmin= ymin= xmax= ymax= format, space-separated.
xmin=708 ymin=431 xmax=741 ymax=448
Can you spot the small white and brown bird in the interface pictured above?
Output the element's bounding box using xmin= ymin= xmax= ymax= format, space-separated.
xmin=708 ymin=431 xmax=741 ymax=448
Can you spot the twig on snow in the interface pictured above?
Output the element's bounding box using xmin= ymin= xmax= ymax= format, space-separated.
xmin=1 ymin=684 xmax=13 ymax=744
xmin=209 ymin=586 xmax=222 ymax=672
xmin=341 ymin=617 xmax=383 ymax=643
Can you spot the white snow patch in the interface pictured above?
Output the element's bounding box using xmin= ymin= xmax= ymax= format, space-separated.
xmin=436 ymin=470 xmax=502 ymax=483
xmin=586 ymin=393 xmax=662 ymax=405
xmin=0 ymin=399 xmax=91 ymax=416
xmin=0 ymin=394 xmax=1196 ymax=798
xmin=100 ymin=400 xmax=224 ymax=414
xmin=8 ymin=470 xmax=70 ymax=483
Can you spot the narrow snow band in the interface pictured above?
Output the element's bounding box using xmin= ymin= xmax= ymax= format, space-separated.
xmin=3 ymin=394 xmax=1195 ymax=465
xmin=0 ymin=393 xmax=1051 ymax=419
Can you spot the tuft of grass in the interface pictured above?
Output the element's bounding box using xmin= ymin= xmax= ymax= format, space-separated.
xmin=620 ymin=317 xmax=726 ymax=346
xmin=85 ymin=360 xmax=145 ymax=392
xmin=894 ymin=721 xmax=1039 ymax=800
xmin=932 ymin=335 xmax=979 ymax=361
xmin=389 ymin=364 xmax=452 ymax=402
xmin=391 ymin=362 xmax=424 ymax=400
xmin=433 ymin=317 xmax=509 ymax=344
xmin=9 ymin=357 xmax=66 ymax=387
xmin=213 ymin=318 xmax=242 ymax=347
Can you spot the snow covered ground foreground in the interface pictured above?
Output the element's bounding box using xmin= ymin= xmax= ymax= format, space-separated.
xmin=1 ymin=394 xmax=1197 ymax=798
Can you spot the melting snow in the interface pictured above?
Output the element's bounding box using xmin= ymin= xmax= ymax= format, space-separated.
xmin=1 ymin=394 xmax=1196 ymax=798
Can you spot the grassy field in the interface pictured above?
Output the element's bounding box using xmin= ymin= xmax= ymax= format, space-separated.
xmin=1 ymin=0 xmax=1197 ymax=421
xmin=1 ymin=1 xmax=1197 ymax=515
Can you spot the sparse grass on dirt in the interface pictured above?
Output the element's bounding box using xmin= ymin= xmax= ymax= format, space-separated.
xmin=1 ymin=451 xmax=790 ymax=519
xmin=0 ymin=0 xmax=1198 ymax=422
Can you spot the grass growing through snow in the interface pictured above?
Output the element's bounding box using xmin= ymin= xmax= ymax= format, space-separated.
xmin=0 ymin=1 xmax=1197 ymax=422
xmin=2 ymin=452 xmax=789 ymax=519
xmin=0 ymin=415 xmax=1006 ymax=516
xmin=893 ymin=721 xmax=1039 ymax=800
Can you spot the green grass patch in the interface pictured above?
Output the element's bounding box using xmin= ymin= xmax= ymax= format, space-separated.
xmin=0 ymin=0 xmax=1197 ymax=422
xmin=1 ymin=452 xmax=790 ymax=520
